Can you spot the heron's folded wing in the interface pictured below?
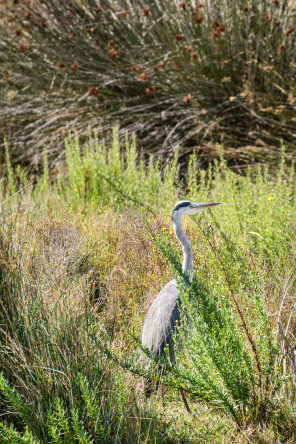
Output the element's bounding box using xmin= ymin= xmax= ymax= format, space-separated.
xmin=141 ymin=279 xmax=181 ymax=358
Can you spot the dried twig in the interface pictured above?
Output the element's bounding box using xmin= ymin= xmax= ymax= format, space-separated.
xmin=276 ymin=282 xmax=292 ymax=339
xmin=278 ymin=322 xmax=296 ymax=381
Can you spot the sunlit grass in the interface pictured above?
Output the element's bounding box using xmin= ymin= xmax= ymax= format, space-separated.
xmin=1 ymin=132 xmax=296 ymax=442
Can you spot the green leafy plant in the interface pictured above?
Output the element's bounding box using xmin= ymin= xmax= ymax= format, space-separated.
xmin=2 ymin=131 xmax=296 ymax=442
xmin=61 ymin=128 xmax=178 ymax=212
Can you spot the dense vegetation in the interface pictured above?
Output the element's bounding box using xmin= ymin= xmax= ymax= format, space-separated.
xmin=1 ymin=0 xmax=296 ymax=168
xmin=0 ymin=131 xmax=296 ymax=442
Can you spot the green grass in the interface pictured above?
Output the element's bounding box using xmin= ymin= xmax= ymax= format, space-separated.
xmin=1 ymin=131 xmax=296 ymax=442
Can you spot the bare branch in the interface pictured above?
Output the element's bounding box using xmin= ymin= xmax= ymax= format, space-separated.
xmin=278 ymin=322 xmax=296 ymax=381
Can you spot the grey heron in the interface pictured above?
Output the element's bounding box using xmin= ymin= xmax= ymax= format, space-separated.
xmin=141 ymin=200 xmax=221 ymax=411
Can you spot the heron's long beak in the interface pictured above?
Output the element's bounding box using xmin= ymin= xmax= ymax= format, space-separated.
xmin=194 ymin=202 xmax=221 ymax=209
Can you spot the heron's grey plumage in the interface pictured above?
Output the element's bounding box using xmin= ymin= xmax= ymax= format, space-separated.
xmin=141 ymin=279 xmax=181 ymax=364
xmin=141 ymin=200 xmax=221 ymax=398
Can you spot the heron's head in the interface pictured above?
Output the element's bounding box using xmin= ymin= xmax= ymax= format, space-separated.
xmin=171 ymin=200 xmax=221 ymax=220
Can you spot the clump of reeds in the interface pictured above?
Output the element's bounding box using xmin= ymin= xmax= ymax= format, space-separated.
xmin=1 ymin=0 xmax=295 ymax=168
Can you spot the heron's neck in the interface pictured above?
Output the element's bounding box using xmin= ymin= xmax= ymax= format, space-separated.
xmin=172 ymin=214 xmax=193 ymax=282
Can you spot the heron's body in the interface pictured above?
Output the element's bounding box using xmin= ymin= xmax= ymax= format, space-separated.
xmin=141 ymin=200 xmax=221 ymax=404
xmin=141 ymin=278 xmax=181 ymax=364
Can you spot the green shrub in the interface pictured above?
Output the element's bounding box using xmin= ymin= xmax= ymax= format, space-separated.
xmin=2 ymin=132 xmax=296 ymax=441
xmin=142 ymin=149 xmax=296 ymax=430
xmin=59 ymin=128 xmax=178 ymax=212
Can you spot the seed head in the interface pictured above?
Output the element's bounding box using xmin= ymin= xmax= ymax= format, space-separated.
xmin=145 ymin=86 xmax=155 ymax=94
xmin=194 ymin=4 xmax=205 ymax=11
xmin=174 ymin=34 xmax=183 ymax=42
xmin=194 ymin=15 xmax=203 ymax=24
xmin=284 ymin=27 xmax=292 ymax=37
xmin=210 ymin=19 xmax=219 ymax=29
xmin=131 ymin=65 xmax=144 ymax=72
xmin=210 ymin=31 xmax=219 ymax=39
xmin=108 ymin=49 xmax=118 ymax=58
xmin=139 ymin=72 xmax=148 ymax=82
xmin=142 ymin=7 xmax=150 ymax=17
xmin=183 ymin=95 xmax=192 ymax=103
xmin=88 ymin=86 xmax=99 ymax=95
